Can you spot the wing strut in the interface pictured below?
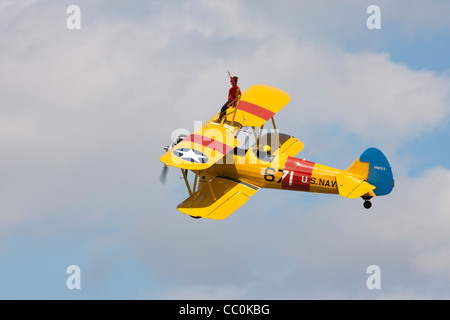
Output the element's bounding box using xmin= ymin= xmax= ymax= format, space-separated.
xmin=192 ymin=172 xmax=199 ymax=194
xmin=207 ymin=180 xmax=217 ymax=201
xmin=271 ymin=117 xmax=281 ymax=149
xmin=181 ymin=169 xmax=193 ymax=197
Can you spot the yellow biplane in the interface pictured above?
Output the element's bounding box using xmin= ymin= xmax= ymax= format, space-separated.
xmin=160 ymin=84 xmax=394 ymax=220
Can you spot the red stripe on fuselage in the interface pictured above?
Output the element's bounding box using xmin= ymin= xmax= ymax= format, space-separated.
xmin=282 ymin=157 xmax=315 ymax=191
xmin=237 ymin=101 xmax=275 ymax=121
xmin=184 ymin=134 xmax=233 ymax=155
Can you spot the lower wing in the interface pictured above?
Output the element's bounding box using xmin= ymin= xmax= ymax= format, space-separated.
xmin=177 ymin=176 xmax=260 ymax=220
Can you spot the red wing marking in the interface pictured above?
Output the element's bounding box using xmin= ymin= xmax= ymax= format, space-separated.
xmin=184 ymin=134 xmax=233 ymax=155
xmin=237 ymin=101 xmax=275 ymax=121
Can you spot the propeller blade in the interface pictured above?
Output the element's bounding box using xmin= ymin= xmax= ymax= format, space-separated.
xmin=160 ymin=164 xmax=168 ymax=184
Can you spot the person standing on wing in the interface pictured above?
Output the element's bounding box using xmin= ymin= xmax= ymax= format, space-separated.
xmin=216 ymin=71 xmax=241 ymax=123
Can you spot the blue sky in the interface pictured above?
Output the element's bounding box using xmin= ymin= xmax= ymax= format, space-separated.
xmin=1 ymin=0 xmax=450 ymax=299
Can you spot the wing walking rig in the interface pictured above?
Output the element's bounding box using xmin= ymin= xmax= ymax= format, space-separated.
xmin=160 ymin=85 xmax=394 ymax=220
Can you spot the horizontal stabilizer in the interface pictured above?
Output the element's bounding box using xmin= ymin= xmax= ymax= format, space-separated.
xmin=177 ymin=176 xmax=259 ymax=220
xmin=336 ymin=173 xmax=375 ymax=199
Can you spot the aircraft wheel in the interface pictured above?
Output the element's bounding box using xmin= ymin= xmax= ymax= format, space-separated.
xmin=190 ymin=215 xmax=202 ymax=219
xmin=363 ymin=200 xmax=372 ymax=209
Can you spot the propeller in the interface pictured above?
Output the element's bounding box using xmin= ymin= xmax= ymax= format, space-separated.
xmin=159 ymin=128 xmax=190 ymax=184
xmin=160 ymin=164 xmax=169 ymax=184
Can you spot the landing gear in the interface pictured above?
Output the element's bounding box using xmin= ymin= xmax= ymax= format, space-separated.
xmin=362 ymin=196 xmax=372 ymax=209
xmin=363 ymin=200 xmax=372 ymax=209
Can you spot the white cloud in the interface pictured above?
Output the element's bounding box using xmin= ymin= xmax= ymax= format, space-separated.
xmin=223 ymin=43 xmax=450 ymax=150
xmin=0 ymin=0 xmax=40 ymax=46
xmin=128 ymin=167 xmax=450 ymax=299
xmin=413 ymin=249 xmax=450 ymax=278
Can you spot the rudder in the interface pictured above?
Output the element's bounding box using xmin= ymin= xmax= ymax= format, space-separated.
xmin=357 ymin=147 xmax=394 ymax=196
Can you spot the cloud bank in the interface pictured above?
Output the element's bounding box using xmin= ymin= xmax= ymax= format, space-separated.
xmin=1 ymin=0 xmax=449 ymax=299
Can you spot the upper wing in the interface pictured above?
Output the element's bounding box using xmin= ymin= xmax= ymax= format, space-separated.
xmin=177 ymin=176 xmax=260 ymax=220
xmin=231 ymin=85 xmax=290 ymax=127
xmin=160 ymin=84 xmax=290 ymax=170
xmin=160 ymin=122 xmax=240 ymax=170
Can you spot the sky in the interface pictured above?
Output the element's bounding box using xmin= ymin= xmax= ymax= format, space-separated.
xmin=1 ymin=0 xmax=450 ymax=299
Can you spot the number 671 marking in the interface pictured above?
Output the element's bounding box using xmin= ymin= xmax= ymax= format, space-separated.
xmin=264 ymin=168 xmax=293 ymax=185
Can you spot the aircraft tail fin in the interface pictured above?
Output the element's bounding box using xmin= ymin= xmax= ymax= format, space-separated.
xmin=345 ymin=147 xmax=394 ymax=197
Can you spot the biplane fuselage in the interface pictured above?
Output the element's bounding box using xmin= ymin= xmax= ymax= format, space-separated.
xmin=205 ymin=136 xmax=343 ymax=195
xmin=160 ymin=85 xmax=394 ymax=219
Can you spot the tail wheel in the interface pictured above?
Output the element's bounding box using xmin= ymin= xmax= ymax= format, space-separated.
xmin=363 ymin=200 xmax=372 ymax=209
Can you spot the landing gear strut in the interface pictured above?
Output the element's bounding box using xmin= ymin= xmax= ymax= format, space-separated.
xmin=362 ymin=196 xmax=372 ymax=209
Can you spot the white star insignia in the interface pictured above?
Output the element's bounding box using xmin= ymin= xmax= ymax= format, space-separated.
xmin=177 ymin=149 xmax=207 ymax=163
